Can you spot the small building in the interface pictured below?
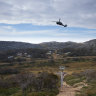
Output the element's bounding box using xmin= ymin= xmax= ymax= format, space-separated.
xmin=27 ymin=55 xmax=31 ymax=58
xmin=46 ymin=51 xmax=52 ymax=55
xmin=8 ymin=56 xmax=14 ymax=59
xmin=24 ymin=53 xmax=27 ymax=55
xmin=64 ymin=52 xmax=71 ymax=55
xmin=17 ymin=53 xmax=22 ymax=56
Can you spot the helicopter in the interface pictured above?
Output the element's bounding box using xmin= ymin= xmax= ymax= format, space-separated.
xmin=53 ymin=19 xmax=67 ymax=27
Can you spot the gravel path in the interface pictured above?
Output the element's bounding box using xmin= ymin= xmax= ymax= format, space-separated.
xmin=57 ymin=82 xmax=79 ymax=96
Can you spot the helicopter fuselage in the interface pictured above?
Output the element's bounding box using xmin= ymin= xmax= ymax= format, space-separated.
xmin=53 ymin=19 xmax=67 ymax=27
xmin=56 ymin=22 xmax=63 ymax=25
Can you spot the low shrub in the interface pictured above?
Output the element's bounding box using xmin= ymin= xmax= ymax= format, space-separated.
xmin=0 ymin=68 xmax=19 ymax=75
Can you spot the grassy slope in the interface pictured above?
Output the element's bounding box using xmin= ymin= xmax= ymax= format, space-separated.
xmin=0 ymin=56 xmax=96 ymax=96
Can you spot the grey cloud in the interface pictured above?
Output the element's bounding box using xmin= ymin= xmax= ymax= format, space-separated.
xmin=0 ymin=0 xmax=96 ymax=28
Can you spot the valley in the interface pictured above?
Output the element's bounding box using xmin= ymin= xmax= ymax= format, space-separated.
xmin=0 ymin=40 xmax=96 ymax=96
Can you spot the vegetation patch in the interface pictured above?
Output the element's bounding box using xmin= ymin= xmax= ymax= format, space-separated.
xmin=64 ymin=73 xmax=85 ymax=86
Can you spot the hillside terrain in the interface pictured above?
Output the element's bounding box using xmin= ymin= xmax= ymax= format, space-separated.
xmin=0 ymin=41 xmax=42 ymax=51
xmin=0 ymin=39 xmax=96 ymax=57
xmin=0 ymin=39 xmax=96 ymax=96
xmin=0 ymin=39 xmax=96 ymax=51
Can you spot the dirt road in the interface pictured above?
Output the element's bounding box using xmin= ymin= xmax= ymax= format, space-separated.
xmin=57 ymin=81 xmax=87 ymax=96
xmin=57 ymin=82 xmax=76 ymax=96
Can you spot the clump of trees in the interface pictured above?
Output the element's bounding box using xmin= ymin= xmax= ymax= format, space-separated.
xmin=16 ymin=72 xmax=59 ymax=96
xmin=0 ymin=72 xmax=59 ymax=96
xmin=0 ymin=48 xmax=48 ymax=62
xmin=59 ymin=47 xmax=96 ymax=56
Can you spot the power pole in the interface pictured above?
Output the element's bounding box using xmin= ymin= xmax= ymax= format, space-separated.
xmin=59 ymin=66 xmax=65 ymax=88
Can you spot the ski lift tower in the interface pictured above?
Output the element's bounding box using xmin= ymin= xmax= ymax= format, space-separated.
xmin=59 ymin=66 xmax=65 ymax=88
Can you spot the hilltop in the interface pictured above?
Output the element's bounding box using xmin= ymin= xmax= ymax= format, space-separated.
xmin=0 ymin=39 xmax=96 ymax=51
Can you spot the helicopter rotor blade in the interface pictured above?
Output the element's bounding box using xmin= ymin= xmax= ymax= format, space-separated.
xmin=52 ymin=21 xmax=57 ymax=22
xmin=59 ymin=18 xmax=61 ymax=22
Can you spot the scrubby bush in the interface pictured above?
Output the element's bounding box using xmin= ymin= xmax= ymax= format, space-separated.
xmin=0 ymin=68 xmax=19 ymax=75
xmin=65 ymin=73 xmax=85 ymax=86
xmin=83 ymin=69 xmax=96 ymax=82
xmin=0 ymin=88 xmax=19 ymax=96
xmin=15 ymin=72 xmax=59 ymax=96
xmin=0 ymin=72 xmax=59 ymax=96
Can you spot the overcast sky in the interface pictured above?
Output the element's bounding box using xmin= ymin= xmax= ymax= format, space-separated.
xmin=0 ymin=0 xmax=96 ymax=43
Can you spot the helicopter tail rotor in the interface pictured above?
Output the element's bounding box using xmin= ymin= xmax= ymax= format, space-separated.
xmin=63 ymin=24 xmax=67 ymax=27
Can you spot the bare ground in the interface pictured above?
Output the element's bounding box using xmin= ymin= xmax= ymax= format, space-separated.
xmin=57 ymin=82 xmax=87 ymax=96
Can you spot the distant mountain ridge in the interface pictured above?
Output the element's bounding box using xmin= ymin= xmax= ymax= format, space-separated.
xmin=0 ymin=41 xmax=42 ymax=51
xmin=0 ymin=39 xmax=96 ymax=51
xmin=40 ymin=41 xmax=82 ymax=49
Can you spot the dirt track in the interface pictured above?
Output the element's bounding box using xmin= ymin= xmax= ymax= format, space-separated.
xmin=57 ymin=81 xmax=87 ymax=96
xmin=57 ymin=82 xmax=76 ymax=96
